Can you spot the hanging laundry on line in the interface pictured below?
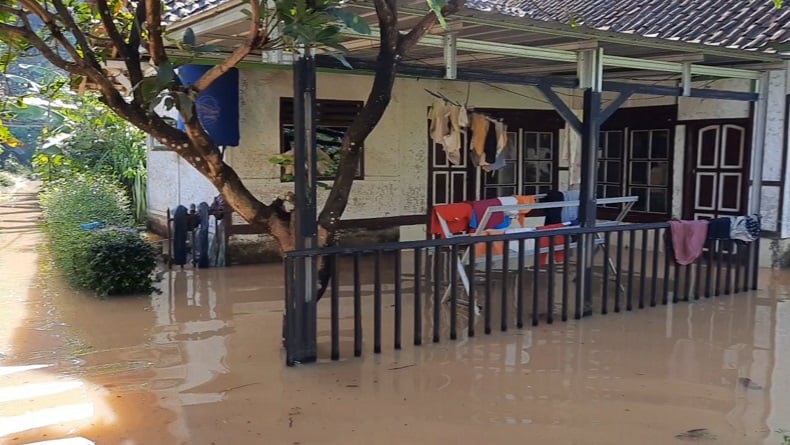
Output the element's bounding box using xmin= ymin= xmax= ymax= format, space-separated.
xmin=427 ymin=91 xmax=469 ymax=166
xmin=469 ymin=112 xmax=508 ymax=172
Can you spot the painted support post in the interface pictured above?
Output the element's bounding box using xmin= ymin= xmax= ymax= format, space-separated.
xmin=749 ymin=72 xmax=769 ymax=216
xmin=579 ymin=89 xmax=601 ymax=228
xmin=576 ymin=88 xmax=602 ymax=318
xmin=286 ymin=49 xmax=318 ymax=365
xmin=575 ymin=48 xmax=603 ymax=318
xmin=681 ymin=62 xmax=692 ymax=97
xmin=444 ymin=34 xmax=457 ymax=80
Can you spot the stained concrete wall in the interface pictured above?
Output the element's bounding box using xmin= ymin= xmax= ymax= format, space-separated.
xmin=147 ymin=68 xmax=557 ymax=251
xmin=147 ymin=66 xmax=790 ymax=266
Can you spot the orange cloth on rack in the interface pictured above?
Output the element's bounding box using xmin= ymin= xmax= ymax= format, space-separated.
xmin=430 ymin=203 xmax=473 ymax=238
xmin=473 ymin=229 xmax=506 ymax=258
xmin=537 ymin=223 xmax=566 ymax=266
xmin=515 ymin=195 xmax=537 ymax=227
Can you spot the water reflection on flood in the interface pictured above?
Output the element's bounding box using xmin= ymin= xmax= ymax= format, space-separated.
xmin=2 ymin=194 xmax=790 ymax=444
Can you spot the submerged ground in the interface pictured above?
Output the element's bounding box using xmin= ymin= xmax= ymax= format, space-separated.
xmin=1 ymin=182 xmax=789 ymax=445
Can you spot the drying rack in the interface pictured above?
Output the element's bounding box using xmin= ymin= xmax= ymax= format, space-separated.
xmin=437 ymin=195 xmax=639 ymax=304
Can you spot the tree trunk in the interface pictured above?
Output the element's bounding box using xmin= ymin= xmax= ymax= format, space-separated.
xmin=318 ymin=1 xmax=400 ymax=230
xmin=114 ymin=106 xmax=297 ymax=253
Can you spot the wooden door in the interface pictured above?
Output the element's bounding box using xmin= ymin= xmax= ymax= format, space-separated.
xmin=427 ymin=129 xmax=476 ymax=207
xmin=684 ymin=121 xmax=751 ymax=220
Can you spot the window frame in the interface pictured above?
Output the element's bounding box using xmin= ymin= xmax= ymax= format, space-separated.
xmin=598 ymin=105 xmax=676 ymax=223
xmin=279 ymin=97 xmax=364 ymax=182
xmin=484 ymin=129 xmax=559 ymax=199
xmin=626 ymin=128 xmax=671 ymax=215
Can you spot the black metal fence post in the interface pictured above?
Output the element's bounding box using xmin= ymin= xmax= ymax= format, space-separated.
xmin=577 ymin=88 xmax=601 ymax=318
xmin=286 ymin=221 xmax=687 ymax=362
xmin=285 ymin=49 xmax=318 ymax=365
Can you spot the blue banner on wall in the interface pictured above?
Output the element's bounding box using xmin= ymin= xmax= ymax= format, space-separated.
xmin=176 ymin=64 xmax=240 ymax=147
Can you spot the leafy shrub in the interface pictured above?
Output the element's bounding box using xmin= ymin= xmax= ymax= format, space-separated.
xmin=35 ymin=94 xmax=148 ymax=223
xmin=83 ymin=229 xmax=158 ymax=297
xmin=39 ymin=174 xmax=158 ymax=297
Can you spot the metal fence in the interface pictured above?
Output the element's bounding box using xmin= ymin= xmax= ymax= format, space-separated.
xmin=283 ymin=222 xmax=760 ymax=365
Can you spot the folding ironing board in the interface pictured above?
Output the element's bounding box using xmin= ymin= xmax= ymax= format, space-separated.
xmin=437 ymin=195 xmax=639 ymax=305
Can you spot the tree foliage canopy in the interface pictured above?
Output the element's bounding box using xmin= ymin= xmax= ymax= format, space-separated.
xmin=0 ymin=0 xmax=450 ymax=250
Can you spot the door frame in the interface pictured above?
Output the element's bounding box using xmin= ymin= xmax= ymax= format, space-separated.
xmin=681 ymin=118 xmax=752 ymax=220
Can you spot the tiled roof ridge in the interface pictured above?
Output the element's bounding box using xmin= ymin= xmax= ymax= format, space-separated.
xmin=163 ymin=0 xmax=790 ymax=52
xmin=464 ymin=0 xmax=790 ymax=51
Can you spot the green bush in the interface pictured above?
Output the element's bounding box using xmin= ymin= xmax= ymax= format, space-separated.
xmin=83 ymin=229 xmax=158 ymax=297
xmin=39 ymin=174 xmax=157 ymax=297
xmin=35 ymin=94 xmax=148 ymax=223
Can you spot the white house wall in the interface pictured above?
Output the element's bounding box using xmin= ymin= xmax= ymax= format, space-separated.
xmin=147 ymin=68 xmax=555 ymax=238
xmin=147 ymin=67 xmax=789 ymax=261
xmin=678 ymin=78 xmax=751 ymax=121
xmin=755 ymin=71 xmax=787 ymax=239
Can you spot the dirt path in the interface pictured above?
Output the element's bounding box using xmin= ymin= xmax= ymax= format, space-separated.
xmin=0 ymin=181 xmax=42 ymax=357
xmin=0 ymin=183 xmax=789 ymax=444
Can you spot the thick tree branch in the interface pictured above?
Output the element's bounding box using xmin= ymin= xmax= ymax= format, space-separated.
xmin=0 ymin=4 xmax=24 ymax=17
xmin=319 ymin=3 xmax=457 ymax=229
xmin=0 ymin=22 xmax=79 ymax=72
xmin=398 ymin=0 xmax=460 ymax=54
xmin=126 ymin=1 xmax=146 ymax=104
xmin=373 ymin=0 xmax=397 ymax=31
xmin=192 ymin=0 xmax=263 ymax=93
xmin=17 ymin=0 xmax=84 ymax=65
xmin=142 ymin=112 xmax=291 ymax=248
xmin=50 ymin=0 xmax=103 ymax=70
xmin=319 ymin=1 xmax=401 ymax=229
xmin=11 ymin=1 xmax=143 ymax=122
xmin=95 ymin=0 xmax=130 ymax=61
xmin=180 ymin=111 xmax=224 ymax=164
xmin=144 ymin=0 xmax=167 ymax=66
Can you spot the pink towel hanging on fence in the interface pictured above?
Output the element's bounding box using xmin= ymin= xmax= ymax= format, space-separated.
xmin=668 ymin=220 xmax=708 ymax=265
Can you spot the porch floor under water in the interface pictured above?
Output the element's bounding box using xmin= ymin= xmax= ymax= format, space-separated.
xmin=1 ymin=185 xmax=789 ymax=444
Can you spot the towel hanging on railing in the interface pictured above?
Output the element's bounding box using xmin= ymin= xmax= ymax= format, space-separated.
xmin=668 ymin=220 xmax=708 ymax=265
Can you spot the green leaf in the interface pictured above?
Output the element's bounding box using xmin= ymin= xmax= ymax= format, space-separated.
xmin=182 ymin=28 xmax=197 ymax=46
xmin=0 ymin=119 xmax=20 ymax=147
xmin=133 ymin=77 xmax=166 ymax=105
xmin=328 ymin=53 xmax=352 ymax=69
xmin=158 ymin=60 xmax=176 ymax=84
xmin=426 ymin=0 xmax=448 ymax=29
xmin=327 ymin=8 xmax=371 ymax=35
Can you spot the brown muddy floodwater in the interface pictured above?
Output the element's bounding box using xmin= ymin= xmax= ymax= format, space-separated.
xmin=1 ymin=183 xmax=790 ymax=445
